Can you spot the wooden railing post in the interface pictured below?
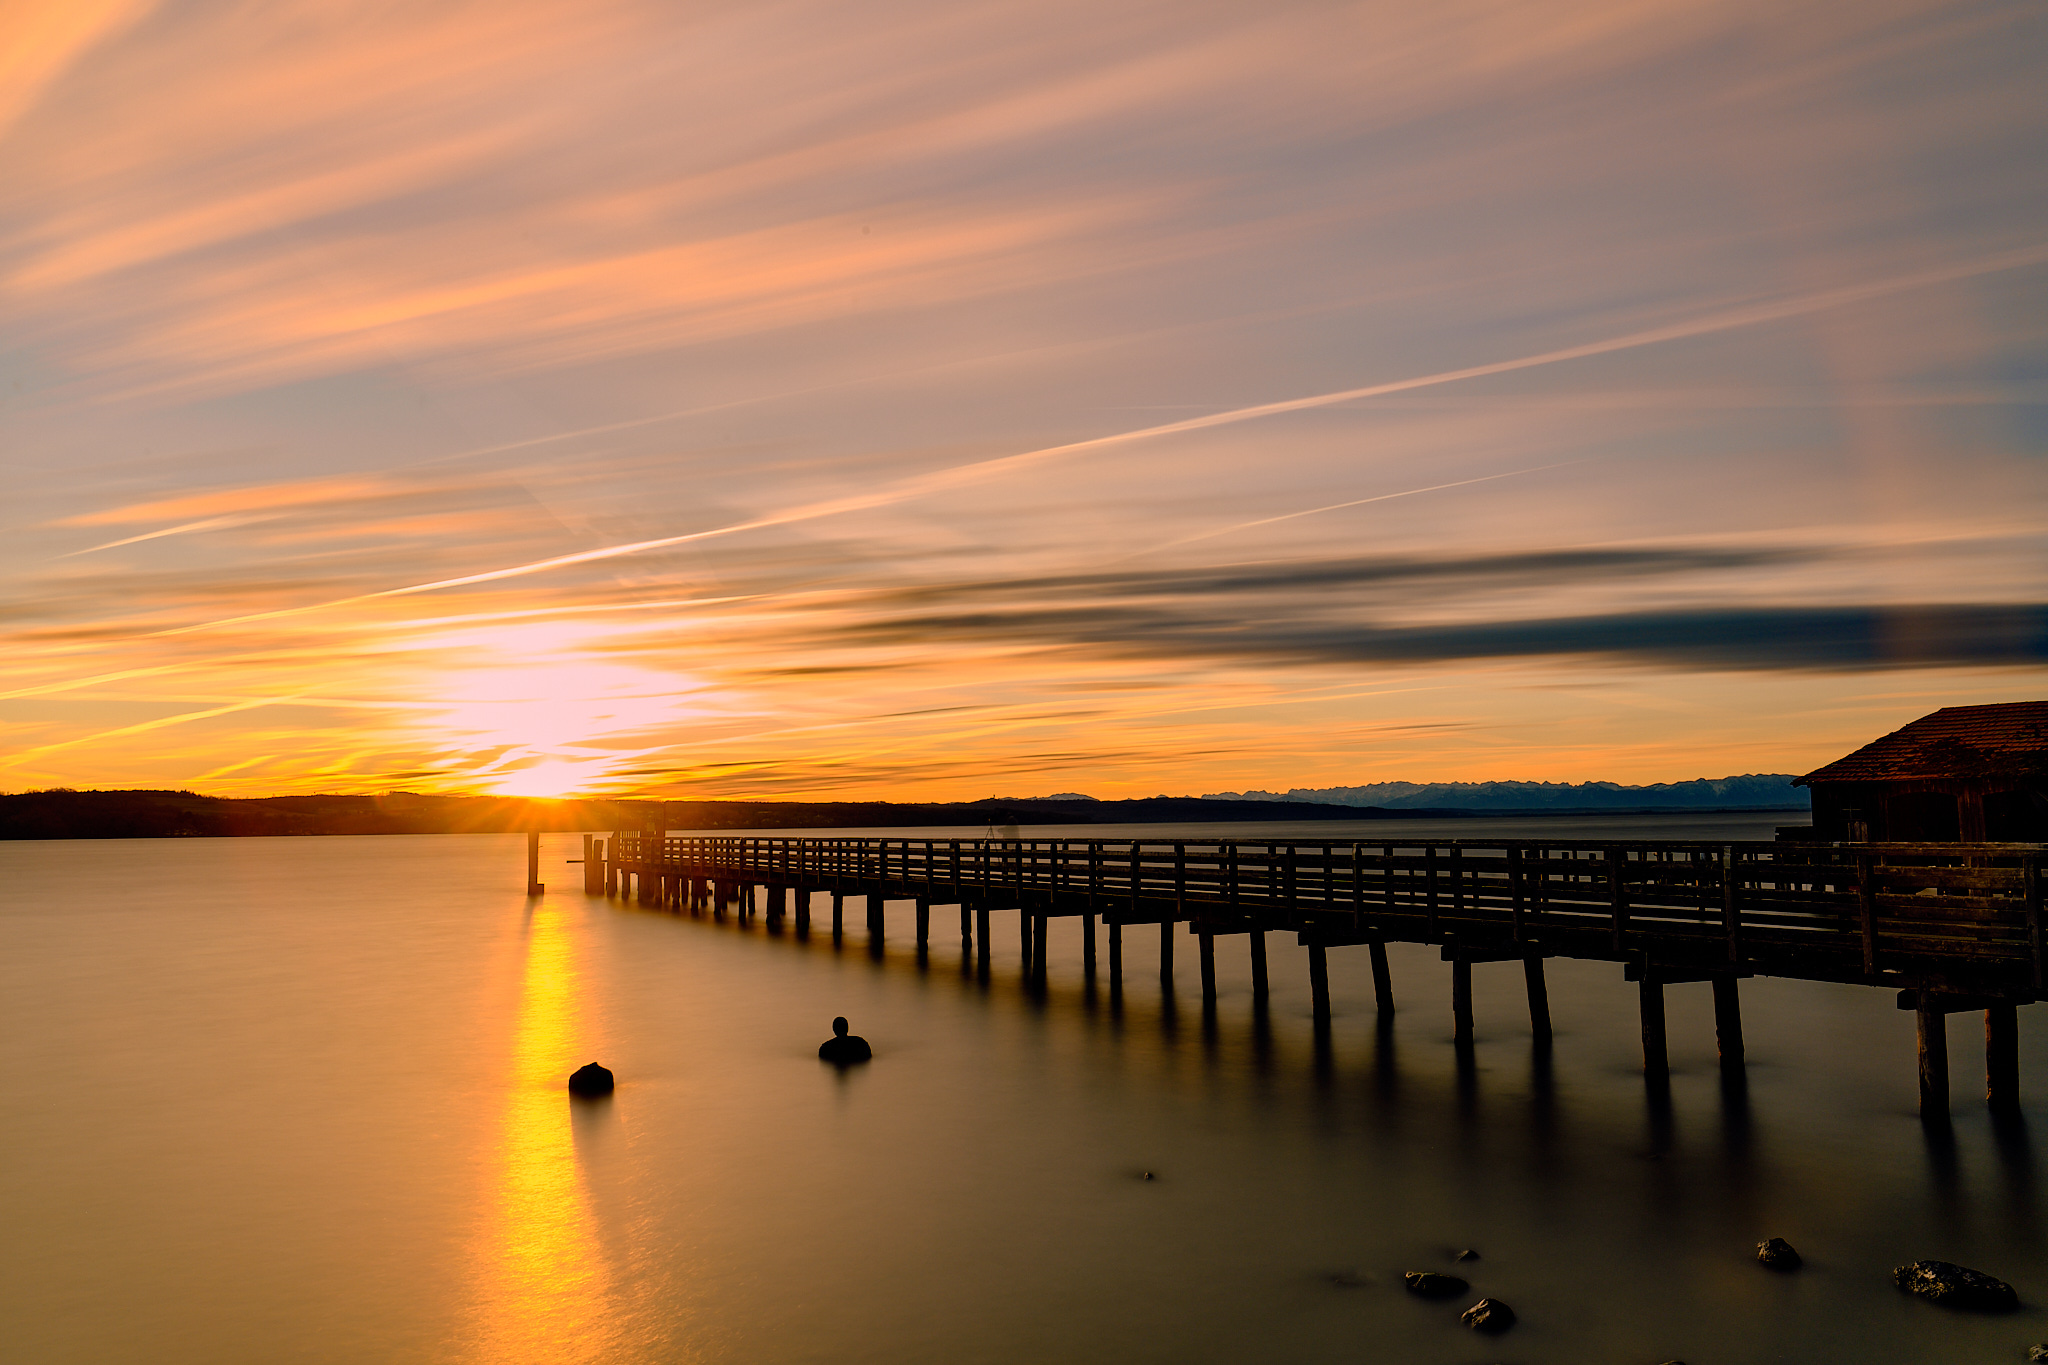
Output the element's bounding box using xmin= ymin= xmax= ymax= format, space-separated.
xmin=1857 ymin=852 xmax=1879 ymax=975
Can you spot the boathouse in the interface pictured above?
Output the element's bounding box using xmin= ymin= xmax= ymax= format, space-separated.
xmin=1795 ymin=701 xmax=2048 ymax=842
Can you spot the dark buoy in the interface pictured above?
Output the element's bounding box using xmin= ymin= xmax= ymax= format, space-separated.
xmin=567 ymin=1062 xmax=614 ymax=1096
xmin=818 ymin=1016 xmax=872 ymax=1065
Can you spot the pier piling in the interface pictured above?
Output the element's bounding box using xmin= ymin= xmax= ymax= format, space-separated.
xmin=1451 ymin=960 xmax=1473 ymax=1046
xmin=1249 ymin=929 xmax=1269 ymax=1005
xmin=1987 ymin=1004 xmax=2019 ymax=1109
xmin=1308 ymin=942 xmax=1331 ymax=1026
xmin=1198 ymin=931 xmax=1216 ymax=1005
xmin=1524 ymin=953 xmax=1552 ymax=1046
xmin=1918 ymin=1001 xmax=1948 ymax=1116
xmin=1083 ymin=913 xmax=1097 ymax=982
xmin=526 ymin=831 xmax=543 ymax=896
xmin=1159 ymin=921 xmax=1174 ymax=988
xmin=1369 ymin=940 xmax=1393 ymax=1017
xmin=1640 ymin=978 xmax=1668 ymax=1079
xmin=1713 ymin=976 xmax=1745 ymax=1064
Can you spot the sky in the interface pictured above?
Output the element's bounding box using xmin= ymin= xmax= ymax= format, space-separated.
xmin=2 ymin=0 xmax=2045 ymax=801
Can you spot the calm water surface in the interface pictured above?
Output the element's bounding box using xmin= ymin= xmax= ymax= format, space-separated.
xmin=3 ymin=819 xmax=2043 ymax=1363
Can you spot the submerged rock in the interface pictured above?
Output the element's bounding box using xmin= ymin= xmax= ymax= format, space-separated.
xmin=1756 ymin=1237 xmax=1802 ymax=1270
xmin=1460 ymin=1297 xmax=1516 ymax=1333
xmin=1402 ymin=1271 xmax=1469 ymax=1299
xmin=1892 ymin=1260 xmax=2018 ymax=1311
xmin=2026 ymin=1345 xmax=2048 ymax=1363
xmin=567 ymin=1062 xmax=614 ymax=1096
xmin=1454 ymin=1248 xmax=1481 ymax=1262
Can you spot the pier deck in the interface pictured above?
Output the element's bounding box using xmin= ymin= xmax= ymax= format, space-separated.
xmin=583 ymin=832 xmax=2044 ymax=1113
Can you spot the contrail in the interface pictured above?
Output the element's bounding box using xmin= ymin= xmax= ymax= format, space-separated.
xmin=1129 ymin=462 xmax=1583 ymax=557
xmin=140 ymin=240 xmax=2048 ymax=640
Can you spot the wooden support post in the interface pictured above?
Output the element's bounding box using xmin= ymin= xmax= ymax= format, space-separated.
xmin=1032 ymin=913 xmax=1048 ymax=988
xmin=1640 ymin=978 xmax=1668 ymax=1078
xmin=526 ymin=831 xmax=543 ymax=896
xmin=1020 ymin=907 xmax=1033 ymax=973
xmin=1524 ymin=953 xmax=1552 ymax=1046
xmin=1308 ymin=942 xmax=1331 ymax=1025
xmin=1713 ymin=975 xmax=1745 ymax=1064
xmin=1986 ymin=1005 xmax=2019 ymax=1110
xmin=976 ymin=907 xmax=990 ymax=972
xmin=1369 ymin=940 xmax=1393 ymax=1017
xmin=1159 ymin=919 xmax=1175 ymax=987
xmin=960 ymin=905 xmax=971 ymax=947
xmin=1198 ymin=932 xmax=1216 ymax=1004
xmin=1083 ymin=913 xmax=1096 ymax=981
xmin=1918 ymin=1002 xmax=1948 ymax=1117
xmin=769 ymin=884 xmax=787 ymax=921
xmin=795 ymin=891 xmax=811 ymax=938
xmin=1108 ymin=920 xmax=1123 ymax=994
xmin=1451 ymin=959 xmax=1473 ymax=1046
xmin=582 ymin=835 xmax=595 ymax=894
xmin=868 ymin=895 xmax=883 ymax=939
xmin=831 ymin=891 xmax=844 ymax=942
xmin=1249 ymin=929 xmax=1269 ymax=1005
xmin=605 ymin=833 xmax=619 ymax=895
xmin=1857 ymin=854 xmax=1879 ymax=975
xmin=916 ymin=900 xmax=929 ymax=954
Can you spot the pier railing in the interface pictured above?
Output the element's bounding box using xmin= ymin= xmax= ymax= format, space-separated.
xmin=609 ymin=835 xmax=2045 ymax=990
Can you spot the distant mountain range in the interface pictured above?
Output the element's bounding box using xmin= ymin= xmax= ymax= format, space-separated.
xmin=1200 ymin=775 xmax=1807 ymax=812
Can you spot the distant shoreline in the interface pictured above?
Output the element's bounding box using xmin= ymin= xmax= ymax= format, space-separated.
xmin=0 ymin=788 xmax=1808 ymax=840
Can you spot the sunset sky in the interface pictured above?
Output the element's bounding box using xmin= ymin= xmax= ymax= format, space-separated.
xmin=4 ymin=0 xmax=2044 ymax=800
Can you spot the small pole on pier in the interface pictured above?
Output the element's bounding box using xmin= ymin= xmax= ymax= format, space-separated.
xmin=1308 ymin=942 xmax=1331 ymax=1027
xmin=916 ymin=900 xmax=929 ymax=958
xmin=1451 ymin=959 xmax=1473 ymax=1047
xmin=1713 ymin=976 xmax=1745 ymax=1065
xmin=1986 ymin=1005 xmax=2019 ymax=1110
xmin=1198 ymin=931 xmax=1216 ymax=1006
xmin=526 ymin=831 xmax=544 ymax=896
xmin=1524 ymin=952 xmax=1552 ymax=1047
xmin=1917 ymin=1000 xmax=1949 ymax=1117
xmin=1249 ymin=928 xmax=1269 ymax=1005
xmin=1369 ymin=940 xmax=1393 ymax=1018
xmin=1159 ymin=920 xmax=1175 ymax=988
xmin=1083 ymin=913 xmax=1097 ymax=983
xmin=1640 ymin=978 xmax=1669 ymax=1079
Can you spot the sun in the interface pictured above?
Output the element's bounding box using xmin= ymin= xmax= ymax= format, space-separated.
xmin=490 ymin=759 xmax=604 ymax=799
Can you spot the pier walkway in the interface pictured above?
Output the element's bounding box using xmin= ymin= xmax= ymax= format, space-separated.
xmin=574 ymin=832 xmax=2043 ymax=1115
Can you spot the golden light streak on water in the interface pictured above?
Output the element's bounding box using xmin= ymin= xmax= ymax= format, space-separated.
xmin=461 ymin=903 xmax=620 ymax=1363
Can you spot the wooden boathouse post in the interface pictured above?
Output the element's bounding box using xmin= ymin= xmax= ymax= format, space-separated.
xmin=1369 ymin=940 xmax=1393 ymax=1018
xmin=1918 ymin=999 xmax=1948 ymax=1117
xmin=1249 ymin=929 xmax=1269 ymax=1005
xmin=1713 ymin=976 xmax=1745 ymax=1064
xmin=1308 ymin=941 xmax=1331 ymax=1028
xmin=1198 ymin=930 xmax=1216 ymax=1007
xmin=1451 ymin=959 xmax=1473 ymax=1047
xmin=1640 ymin=977 xmax=1669 ymax=1079
xmin=526 ymin=830 xmax=543 ymax=896
xmin=1524 ymin=952 xmax=1552 ymax=1046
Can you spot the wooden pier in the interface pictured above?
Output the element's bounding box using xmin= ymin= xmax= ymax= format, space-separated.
xmin=578 ymin=833 xmax=2044 ymax=1116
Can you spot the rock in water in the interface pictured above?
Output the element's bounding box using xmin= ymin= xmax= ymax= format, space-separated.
xmin=1892 ymin=1260 xmax=2018 ymax=1311
xmin=1756 ymin=1237 xmax=1802 ymax=1270
xmin=1460 ymin=1298 xmax=1516 ymax=1333
xmin=2026 ymin=1344 xmax=2048 ymax=1363
xmin=1454 ymin=1248 xmax=1481 ymax=1262
xmin=1402 ymin=1271 xmax=1469 ymax=1299
xmin=567 ymin=1062 xmax=615 ymax=1096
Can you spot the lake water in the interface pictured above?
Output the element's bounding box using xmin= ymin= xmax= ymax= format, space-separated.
xmin=3 ymin=818 xmax=2043 ymax=1363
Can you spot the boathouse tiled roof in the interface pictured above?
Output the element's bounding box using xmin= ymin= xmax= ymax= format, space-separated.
xmin=1797 ymin=702 xmax=2048 ymax=785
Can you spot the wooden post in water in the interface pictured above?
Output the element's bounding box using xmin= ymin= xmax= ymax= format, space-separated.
xmin=1019 ymin=908 xmax=1032 ymax=975
xmin=1108 ymin=920 xmax=1123 ymax=996
xmin=1249 ymin=929 xmax=1269 ymax=1005
xmin=1369 ymin=940 xmax=1393 ymax=1017
xmin=1083 ymin=913 xmax=1096 ymax=982
xmin=606 ymin=832 xmax=619 ymax=895
xmin=976 ymin=907 xmax=991 ymax=973
xmin=1032 ymin=913 xmax=1048 ymax=988
xmin=582 ymin=835 xmax=595 ymax=893
xmin=960 ymin=905 xmax=972 ymax=949
xmin=1640 ymin=978 xmax=1669 ymax=1079
xmin=1986 ymin=1005 xmax=2019 ymax=1110
xmin=526 ymin=831 xmax=544 ymax=896
xmin=1308 ymin=942 xmax=1331 ymax=1026
xmin=916 ymin=900 xmax=929 ymax=956
xmin=1524 ymin=953 xmax=1552 ymax=1046
xmin=831 ymin=891 xmax=844 ymax=943
xmin=1713 ymin=976 xmax=1745 ymax=1064
xmin=1198 ymin=931 xmax=1216 ymax=1005
xmin=795 ymin=890 xmax=811 ymax=939
xmin=1918 ymin=1001 xmax=1949 ymax=1116
xmin=1159 ymin=920 xmax=1174 ymax=987
xmin=1451 ymin=960 xmax=1473 ymax=1046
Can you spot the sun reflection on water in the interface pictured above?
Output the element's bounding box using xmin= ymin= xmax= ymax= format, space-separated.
xmin=461 ymin=903 xmax=619 ymax=1363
